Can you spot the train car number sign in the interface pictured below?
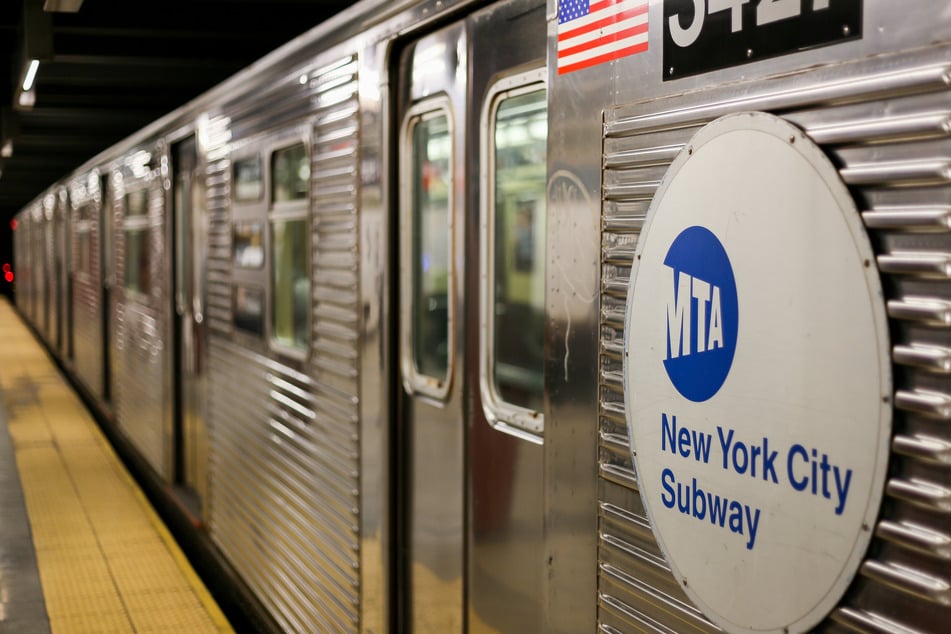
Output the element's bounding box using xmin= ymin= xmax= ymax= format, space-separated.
xmin=623 ymin=112 xmax=890 ymax=633
xmin=663 ymin=0 xmax=863 ymax=80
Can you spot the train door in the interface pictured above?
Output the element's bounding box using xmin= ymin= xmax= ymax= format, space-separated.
xmin=395 ymin=0 xmax=546 ymax=630
xmin=171 ymin=136 xmax=209 ymax=517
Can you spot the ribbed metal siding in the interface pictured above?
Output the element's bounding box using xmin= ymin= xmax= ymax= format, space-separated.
xmin=30 ymin=204 xmax=48 ymax=342
xmin=14 ymin=213 xmax=31 ymax=320
xmin=13 ymin=215 xmax=25 ymax=313
xmin=203 ymin=114 xmax=233 ymax=338
xmin=309 ymin=56 xmax=361 ymax=400
xmin=69 ymin=180 xmax=104 ymax=399
xmin=42 ymin=195 xmax=57 ymax=344
xmin=207 ymin=54 xmax=361 ymax=634
xmin=113 ymin=175 xmax=169 ymax=478
xmin=598 ymin=48 xmax=951 ymax=633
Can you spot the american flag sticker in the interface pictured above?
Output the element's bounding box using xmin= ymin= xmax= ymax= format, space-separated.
xmin=557 ymin=0 xmax=650 ymax=75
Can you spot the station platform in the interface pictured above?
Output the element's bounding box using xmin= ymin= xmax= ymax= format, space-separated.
xmin=0 ymin=298 xmax=234 ymax=634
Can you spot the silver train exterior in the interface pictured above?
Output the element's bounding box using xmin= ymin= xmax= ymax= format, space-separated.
xmin=11 ymin=0 xmax=950 ymax=632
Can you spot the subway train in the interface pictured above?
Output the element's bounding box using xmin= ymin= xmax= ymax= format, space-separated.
xmin=11 ymin=0 xmax=951 ymax=632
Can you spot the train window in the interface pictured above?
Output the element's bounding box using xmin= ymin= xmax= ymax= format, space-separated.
xmin=402 ymin=104 xmax=453 ymax=393
xmin=75 ymin=201 xmax=96 ymax=276
xmin=233 ymin=285 xmax=265 ymax=336
xmin=272 ymin=143 xmax=309 ymax=203
xmin=77 ymin=200 xmax=94 ymax=222
xmin=270 ymin=219 xmax=309 ymax=351
xmin=76 ymin=225 xmax=92 ymax=275
xmin=123 ymin=188 xmax=152 ymax=297
xmin=123 ymin=227 xmax=151 ymax=296
xmin=233 ymin=221 xmax=264 ymax=269
xmin=269 ymin=140 xmax=310 ymax=355
xmin=480 ymin=70 xmax=547 ymax=436
xmin=125 ymin=188 xmax=148 ymax=217
xmin=233 ymin=156 xmax=263 ymax=202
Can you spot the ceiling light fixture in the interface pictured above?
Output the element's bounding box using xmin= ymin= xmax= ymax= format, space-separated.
xmin=14 ymin=1 xmax=53 ymax=111
xmin=22 ymin=59 xmax=40 ymax=92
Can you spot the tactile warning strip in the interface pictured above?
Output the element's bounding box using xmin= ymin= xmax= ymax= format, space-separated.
xmin=0 ymin=299 xmax=233 ymax=634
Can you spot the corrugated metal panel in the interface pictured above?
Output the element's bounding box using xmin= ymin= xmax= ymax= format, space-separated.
xmin=13 ymin=216 xmax=25 ymax=314
xmin=43 ymin=194 xmax=57 ymax=344
xmin=203 ymin=113 xmax=234 ymax=337
xmin=68 ymin=176 xmax=104 ymax=399
xmin=599 ymin=47 xmax=951 ymax=633
xmin=207 ymin=54 xmax=361 ymax=634
xmin=310 ymin=55 xmax=361 ymax=399
xmin=113 ymin=174 xmax=169 ymax=478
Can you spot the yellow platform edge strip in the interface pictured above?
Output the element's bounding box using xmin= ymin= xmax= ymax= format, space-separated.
xmin=0 ymin=298 xmax=234 ymax=633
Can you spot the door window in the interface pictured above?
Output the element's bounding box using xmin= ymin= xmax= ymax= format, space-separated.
xmin=480 ymin=71 xmax=547 ymax=436
xmin=401 ymin=100 xmax=454 ymax=398
xmin=269 ymin=142 xmax=310 ymax=354
xmin=123 ymin=189 xmax=152 ymax=297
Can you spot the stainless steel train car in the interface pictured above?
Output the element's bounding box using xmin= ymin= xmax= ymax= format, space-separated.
xmin=12 ymin=0 xmax=950 ymax=632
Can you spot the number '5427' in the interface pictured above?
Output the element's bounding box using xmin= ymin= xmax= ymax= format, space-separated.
xmin=669 ymin=0 xmax=833 ymax=48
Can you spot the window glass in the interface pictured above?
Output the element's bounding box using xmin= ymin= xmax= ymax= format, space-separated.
xmin=124 ymin=228 xmax=151 ymax=295
xmin=272 ymin=144 xmax=309 ymax=203
xmin=78 ymin=201 xmax=94 ymax=222
xmin=75 ymin=202 xmax=95 ymax=275
xmin=492 ymin=88 xmax=547 ymax=411
xmin=77 ymin=229 xmax=91 ymax=275
xmin=411 ymin=113 xmax=451 ymax=379
xmin=271 ymin=218 xmax=309 ymax=350
xmin=233 ymin=221 xmax=264 ymax=269
xmin=233 ymin=156 xmax=263 ymax=202
xmin=125 ymin=188 xmax=148 ymax=217
xmin=233 ymin=285 xmax=264 ymax=336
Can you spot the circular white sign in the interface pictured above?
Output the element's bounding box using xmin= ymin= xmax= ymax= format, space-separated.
xmin=623 ymin=112 xmax=891 ymax=633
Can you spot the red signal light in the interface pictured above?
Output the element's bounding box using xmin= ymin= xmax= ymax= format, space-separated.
xmin=2 ymin=263 xmax=9 ymax=273
xmin=4 ymin=271 xmax=13 ymax=283
xmin=9 ymin=219 xmax=16 ymax=231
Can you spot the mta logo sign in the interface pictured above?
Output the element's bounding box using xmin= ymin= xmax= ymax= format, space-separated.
xmin=663 ymin=226 xmax=738 ymax=402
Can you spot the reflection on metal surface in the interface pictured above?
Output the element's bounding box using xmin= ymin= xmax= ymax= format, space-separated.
xmin=863 ymin=207 xmax=951 ymax=232
xmin=894 ymin=344 xmax=951 ymax=373
xmin=888 ymin=296 xmax=951 ymax=326
xmin=841 ymin=159 xmax=951 ymax=186
xmin=114 ymin=165 xmax=169 ymax=478
xmin=831 ymin=607 xmax=924 ymax=634
xmin=895 ymin=389 xmax=951 ymax=419
xmin=878 ymin=251 xmax=951 ymax=278
xmin=860 ymin=560 xmax=951 ymax=606
xmin=893 ymin=434 xmax=951 ymax=465
xmin=885 ymin=478 xmax=951 ymax=513
xmin=808 ymin=111 xmax=951 ymax=145
xmin=876 ymin=520 xmax=951 ymax=559
xmin=204 ymin=53 xmax=363 ymax=634
xmin=67 ymin=171 xmax=105 ymax=400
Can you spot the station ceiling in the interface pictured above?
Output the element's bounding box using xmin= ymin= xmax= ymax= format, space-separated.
xmin=0 ymin=0 xmax=358 ymax=225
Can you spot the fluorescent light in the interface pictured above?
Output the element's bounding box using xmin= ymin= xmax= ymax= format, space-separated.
xmin=22 ymin=60 xmax=40 ymax=92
